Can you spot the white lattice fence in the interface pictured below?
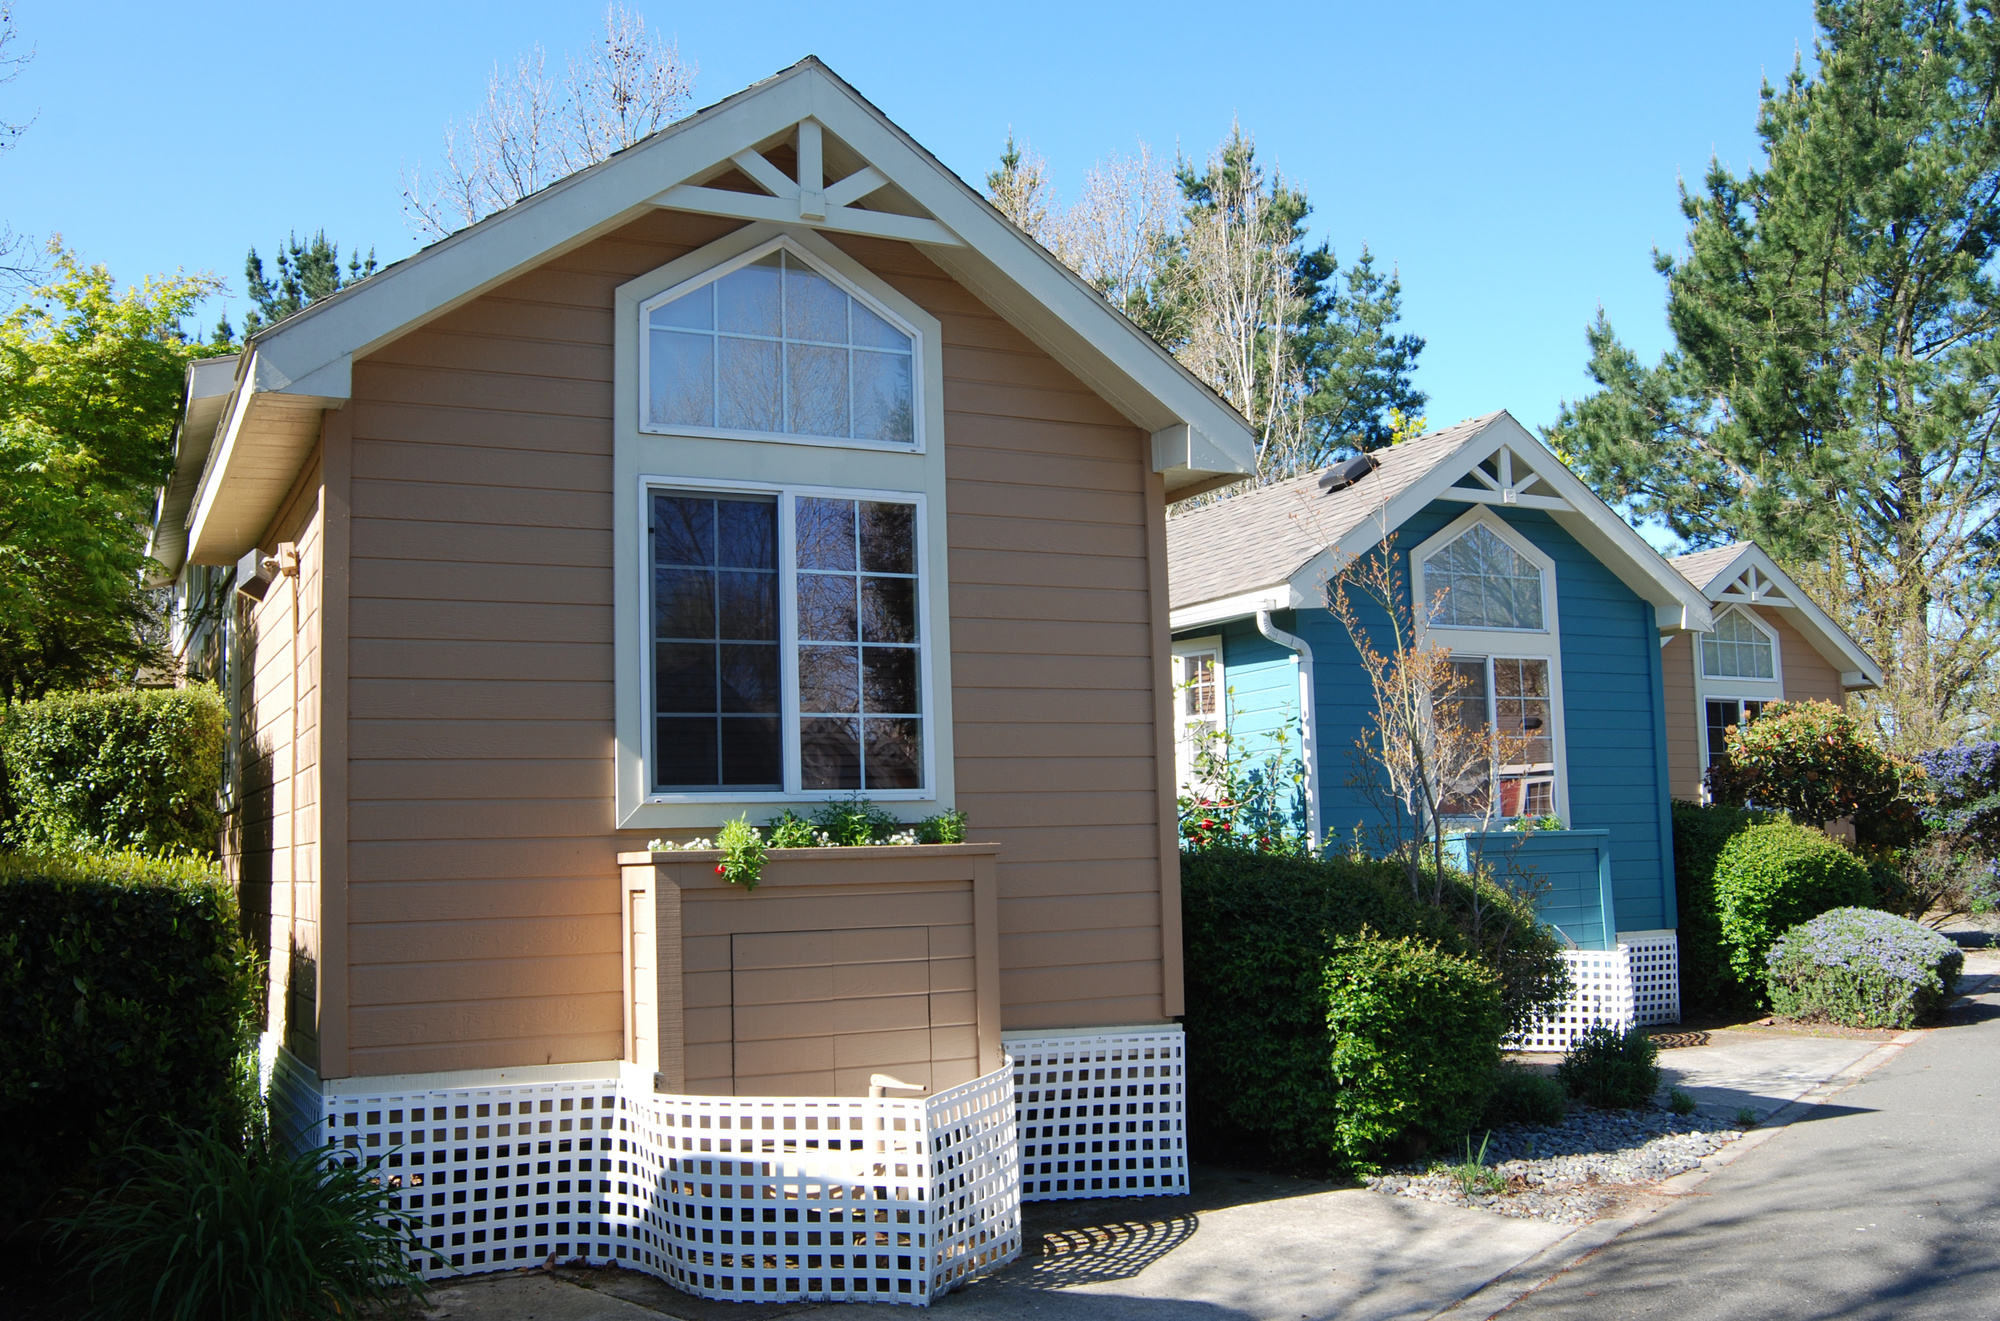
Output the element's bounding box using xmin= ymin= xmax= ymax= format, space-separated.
xmin=1507 ymin=933 xmax=1680 ymax=1051
xmin=312 ymin=1063 xmax=1019 ymax=1304
xmin=1004 ymin=1029 xmax=1188 ymax=1201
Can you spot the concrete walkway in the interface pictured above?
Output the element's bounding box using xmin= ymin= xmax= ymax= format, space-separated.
xmin=1460 ymin=951 xmax=2000 ymax=1320
xmin=424 ymin=960 xmax=1993 ymax=1321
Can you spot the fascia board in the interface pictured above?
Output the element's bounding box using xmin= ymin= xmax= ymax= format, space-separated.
xmin=241 ymin=74 xmax=817 ymax=397
xmin=146 ymin=356 xmax=243 ymax=582
xmin=1169 ymin=585 xmax=1299 ymax=633
xmin=185 ymin=357 xmax=335 ymax=565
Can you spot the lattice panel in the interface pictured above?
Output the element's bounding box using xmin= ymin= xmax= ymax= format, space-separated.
xmin=1507 ymin=934 xmax=1681 ymax=1051
xmin=324 ymin=1079 xmax=623 ymax=1278
xmin=924 ymin=1066 xmax=1021 ymax=1297
xmin=1626 ymin=931 xmax=1681 ymax=1027
xmin=309 ymin=1062 xmax=1021 ymax=1306
xmin=1005 ymin=1030 xmax=1188 ymax=1201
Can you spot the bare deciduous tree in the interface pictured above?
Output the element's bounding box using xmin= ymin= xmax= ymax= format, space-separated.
xmin=0 ymin=2 xmax=41 ymax=291
xmin=403 ymin=5 xmax=695 ymax=240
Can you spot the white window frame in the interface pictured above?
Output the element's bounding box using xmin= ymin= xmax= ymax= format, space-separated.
xmin=1171 ymin=636 xmax=1225 ymax=794
xmin=639 ymin=477 xmax=936 ymax=803
xmin=1694 ymin=606 xmax=1784 ymax=781
xmin=637 ymin=233 xmax=927 ymax=455
xmin=1411 ymin=507 xmax=1571 ymax=824
xmin=612 ymin=223 xmax=954 ymax=829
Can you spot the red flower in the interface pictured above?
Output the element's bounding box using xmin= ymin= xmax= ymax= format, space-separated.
xmin=715 ymin=864 xmax=725 ymax=875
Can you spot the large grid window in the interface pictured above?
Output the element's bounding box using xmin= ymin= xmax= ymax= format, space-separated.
xmin=1702 ymin=610 xmax=1776 ymax=679
xmin=1435 ymin=655 xmax=1557 ymax=820
xmin=1706 ymin=698 xmax=1766 ymax=774
xmin=644 ymin=247 xmax=916 ymax=445
xmin=1424 ymin=523 xmax=1546 ymax=631
xmin=648 ymin=485 xmax=925 ymax=796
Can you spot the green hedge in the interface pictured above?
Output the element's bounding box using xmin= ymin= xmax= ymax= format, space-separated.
xmin=0 ymin=684 xmax=226 ymax=855
xmin=1180 ymin=850 xmax=1567 ymax=1171
xmin=1325 ymin=935 xmax=1506 ymax=1170
xmin=1715 ymin=821 xmax=1874 ymax=1000
xmin=1671 ymin=801 xmax=1775 ymax=1013
xmin=0 ymin=850 xmax=260 ymax=1218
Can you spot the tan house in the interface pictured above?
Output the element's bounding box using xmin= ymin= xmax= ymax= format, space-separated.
xmin=1664 ymin=541 xmax=1882 ymax=801
xmin=150 ymin=59 xmax=1253 ymax=1301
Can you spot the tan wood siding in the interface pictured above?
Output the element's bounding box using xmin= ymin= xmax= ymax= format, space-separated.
xmin=1662 ymin=633 xmax=1701 ymax=801
xmin=1758 ymin=607 xmax=1846 ymax=707
xmin=334 ymin=211 xmax=1171 ymax=1076
xmin=228 ymin=447 xmax=325 ymax=1069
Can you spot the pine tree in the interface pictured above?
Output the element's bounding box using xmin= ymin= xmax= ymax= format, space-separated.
xmin=1548 ymin=0 xmax=2000 ymax=751
xmin=241 ymin=232 xmax=378 ymax=335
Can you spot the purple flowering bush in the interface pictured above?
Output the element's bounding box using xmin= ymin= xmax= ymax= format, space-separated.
xmin=1916 ymin=741 xmax=2000 ymax=852
xmin=1766 ymin=907 xmax=1964 ymax=1028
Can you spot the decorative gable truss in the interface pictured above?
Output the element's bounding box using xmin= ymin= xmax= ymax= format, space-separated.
xmin=1438 ymin=442 xmax=1574 ymax=513
xmin=658 ymin=118 xmax=962 ymax=248
xmin=1712 ymin=562 xmax=1794 ymax=609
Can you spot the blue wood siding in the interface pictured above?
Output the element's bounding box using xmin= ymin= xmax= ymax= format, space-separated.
xmin=1180 ymin=498 xmax=1678 ymax=933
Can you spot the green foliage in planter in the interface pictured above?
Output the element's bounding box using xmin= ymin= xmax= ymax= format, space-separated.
xmin=1671 ymin=800 xmax=1776 ymax=1012
xmin=1482 ymin=1061 xmax=1567 ymax=1128
xmin=0 ymin=684 xmax=226 ymax=855
xmin=917 ymin=807 xmax=968 ymax=844
xmin=715 ymin=816 xmax=766 ymax=890
xmin=59 ymin=1126 xmax=428 ymax=1321
xmin=812 ymin=795 xmax=904 ymax=846
xmin=1557 ymin=1025 xmax=1661 ymax=1109
xmin=1180 ymin=850 xmax=1567 ymax=1171
xmin=1325 ymin=934 xmax=1507 ymax=1171
xmin=0 ymin=849 xmax=260 ymax=1216
xmin=1765 ymin=907 xmax=1964 ymax=1028
xmin=1715 ymin=820 xmax=1874 ymax=1000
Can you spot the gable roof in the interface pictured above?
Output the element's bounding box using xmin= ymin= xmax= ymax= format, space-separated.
xmin=155 ymin=57 xmax=1256 ymax=576
xmin=1670 ymin=541 xmax=1882 ymax=689
xmin=1167 ymin=410 xmax=1715 ymax=634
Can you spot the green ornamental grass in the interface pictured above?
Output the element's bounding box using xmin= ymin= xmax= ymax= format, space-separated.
xmin=60 ymin=1127 xmax=428 ymax=1321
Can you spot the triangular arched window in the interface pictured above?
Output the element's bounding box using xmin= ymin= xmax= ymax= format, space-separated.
xmin=1423 ymin=523 xmax=1545 ymax=630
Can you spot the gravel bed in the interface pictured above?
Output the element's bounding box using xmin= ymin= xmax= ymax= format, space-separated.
xmin=1363 ymin=1107 xmax=1745 ymax=1224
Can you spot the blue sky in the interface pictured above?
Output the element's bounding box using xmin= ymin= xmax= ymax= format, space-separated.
xmin=5 ymin=0 xmax=1816 ymax=437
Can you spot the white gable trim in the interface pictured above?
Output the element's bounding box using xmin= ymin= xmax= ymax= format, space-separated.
xmin=166 ymin=60 xmax=1255 ymax=570
xmin=1680 ymin=543 xmax=1880 ymax=689
xmin=1286 ymin=413 xmax=1714 ymax=634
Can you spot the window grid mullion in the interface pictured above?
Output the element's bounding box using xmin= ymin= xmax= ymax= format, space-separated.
xmin=779 ymin=491 xmax=801 ymax=796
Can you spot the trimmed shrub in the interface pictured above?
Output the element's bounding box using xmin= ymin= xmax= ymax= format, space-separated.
xmin=0 ymin=850 xmax=260 ymax=1217
xmin=1557 ymin=1025 xmax=1661 ymax=1108
xmin=1671 ymin=800 xmax=1775 ymax=1012
xmin=60 ymin=1126 xmax=428 ymax=1320
xmin=1180 ymin=851 xmax=1567 ymax=1169
xmin=1766 ymin=907 xmax=1964 ymax=1028
xmin=1714 ymin=821 xmax=1875 ymax=998
xmin=1719 ymin=700 xmax=1907 ymax=836
xmin=1325 ymin=934 xmax=1507 ymax=1170
xmin=0 ymin=685 xmax=226 ymax=855
xmin=1482 ymin=1061 xmax=1566 ymax=1128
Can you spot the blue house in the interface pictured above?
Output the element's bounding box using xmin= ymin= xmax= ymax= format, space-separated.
xmin=1166 ymin=412 xmax=1716 ymax=1036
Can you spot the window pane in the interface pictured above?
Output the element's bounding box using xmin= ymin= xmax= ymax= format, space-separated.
xmin=858 ymin=502 xmax=915 ymax=573
xmin=864 ymin=718 xmax=922 ymax=789
xmin=863 ymin=647 xmax=918 ymax=713
xmin=718 ymin=643 xmax=779 ymax=714
xmin=656 ymin=717 xmax=719 ymax=787
xmin=1706 ymin=699 xmax=1738 ymax=769
xmin=788 ymin=343 xmax=849 ymax=437
xmin=861 ymin=577 xmax=916 ymax=644
xmin=852 ymin=350 xmax=914 ymax=443
xmin=717 ymin=500 xmax=776 ymax=570
xmin=1184 ymin=654 xmax=1217 ymax=717
xmin=651 ymin=284 xmax=713 ymax=331
xmin=798 ymin=573 xmax=858 ymax=641
xmin=654 ymin=643 xmax=717 ymax=713
xmin=798 ymin=645 xmax=860 ymax=713
xmin=784 ymin=254 xmax=848 ymax=344
xmin=717 ymin=337 xmax=782 ymax=431
xmin=653 ymin=495 xmax=715 ymax=567
xmin=802 ymin=717 xmax=862 ymax=790
xmin=649 ymin=330 xmax=715 ymax=428
xmin=721 ymin=716 xmax=781 ymax=786
xmin=717 ymin=253 xmax=782 ymax=336
xmin=851 ymin=301 xmax=911 ymax=352
xmin=1425 ymin=524 xmax=1544 ymax=630
xmin=796 ymin=497 xmax=857 ymax=570
xmin=654 ymin=568 xmax=715 ymax=639
xmin=717 ymin=571 xmax=776 ymax=640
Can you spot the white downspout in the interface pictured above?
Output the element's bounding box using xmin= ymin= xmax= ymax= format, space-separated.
xmin=1255 ymin=609 xmax=1320 ymax=851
